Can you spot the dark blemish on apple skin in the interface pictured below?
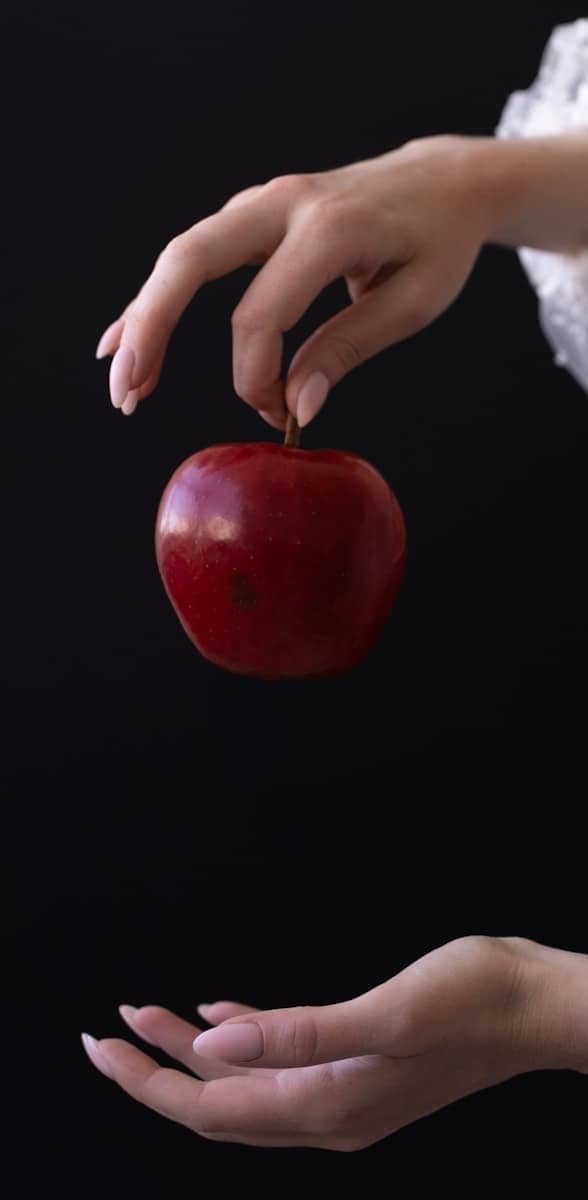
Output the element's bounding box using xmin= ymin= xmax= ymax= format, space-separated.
xmin=231 ymin=571 xmax=257 ymax=611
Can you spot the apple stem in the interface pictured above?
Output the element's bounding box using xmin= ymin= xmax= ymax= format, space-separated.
xmin=284 ymin=412 xmax=301 ymax=449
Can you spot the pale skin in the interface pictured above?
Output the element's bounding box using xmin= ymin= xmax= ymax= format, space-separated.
xmin=88 ymin=132 xmax=588 ymax=1145
xmin=95 ymin=132 xmax=588 ymax=425
xmin=82 ymin=936 xmax=588 ymax=1149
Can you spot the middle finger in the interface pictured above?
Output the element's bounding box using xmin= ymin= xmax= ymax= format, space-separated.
xmin=85 ymin=1036 xmax=311 ymax=1139
xmin=118 ymin=1004 xmax=276 ymax=1079
xmin=231 ymin=211 xmax=352 ymax=418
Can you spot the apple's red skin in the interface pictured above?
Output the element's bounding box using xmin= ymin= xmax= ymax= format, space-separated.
xmin=155 ymin=442 xmax=407 ymax=680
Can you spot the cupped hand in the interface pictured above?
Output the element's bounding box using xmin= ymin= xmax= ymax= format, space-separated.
xmin=82 ymin=935 xmax=581 ymax=1151
xmin=95 ymin=136 xmax=491 ymax=425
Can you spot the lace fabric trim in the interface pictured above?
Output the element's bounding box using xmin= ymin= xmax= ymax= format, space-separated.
xmin=496 ymin=19 xmax=588 ymax=391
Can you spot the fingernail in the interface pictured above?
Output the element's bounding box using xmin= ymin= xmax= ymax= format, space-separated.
xmin=192 ymin=1022 xmax=263 ymax=1062
xmin=121 ymin=393 xmax=138 ymax=416
xmin=118 ymin=1004 xmax=138 ymax=1024
xmin=296 ymin=372 xmax=329 ymax=428
xmin=95 ymin=320 xmax=120 ymax=359
xmin=81 ymin=1032 xmax=114 ymax=1079
xmin=110 ymin=345 xmax=135 ymax=409
xmin=197 ymin=1003 xmax=213 ymax=1019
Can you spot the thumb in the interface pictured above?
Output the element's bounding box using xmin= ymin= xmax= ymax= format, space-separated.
xmin=284 ymin=261 xmax=434 ymax=427
xmin=192 ymin=995 xmax=386 ymax=1067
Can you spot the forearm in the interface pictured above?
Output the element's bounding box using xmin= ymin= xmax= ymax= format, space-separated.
xmin=466 ymin=133 xmax=588 ymax=254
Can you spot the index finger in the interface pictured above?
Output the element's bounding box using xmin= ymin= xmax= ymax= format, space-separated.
xmin=111 ymin=196 xmax=287 ymax=404
xmin=83 ymin=1035 xmax=312 ymax=1143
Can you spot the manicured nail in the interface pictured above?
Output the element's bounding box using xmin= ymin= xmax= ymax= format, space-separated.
xmin=118 ymin=1004 xmax=138 ymax=1024
xmin=81 ymin=1032 xmax=114 ymax=1078
xmin=95 ymin=320 xmax=121 ymax=359
xmin=121 ymin=393 xmax=138 ymax=416
xmin=296 ymin=372 xmax=329 ymax=428
xmin=109 ymin=345 xmax=135 ymax=409
xmin=193 ymin=1022 xmax=263 ymax=1062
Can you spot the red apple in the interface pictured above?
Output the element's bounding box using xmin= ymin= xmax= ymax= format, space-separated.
xmin=155 ymin=436 xmax=406 ymax=679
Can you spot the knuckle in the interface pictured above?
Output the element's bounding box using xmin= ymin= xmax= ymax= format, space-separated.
xmin=157 ymin=231 xmax=192 ymax=264
xmin=326 ymin=334 xmax=363 ymax=372
xmin=263 ymin=172 xmax=313 ymax=203
xmin=223 ymin=183 xmax=262 ymax=208
xmin=280 ymin=1008 xmax=320 ymax=1067
xmin=502 ymin=935 xmax=534 ymax=955
xmin=263 ymin=173 xmax=294 ymax=196
xmin=454 ymin=933 xmax=497 ymax=961
xmin=231 ymin=303 xmax=267 ymax=337
xmin=464 ymin=935 xmax=524 ymax=997
xmin=305 ymin=196 xmax=358 ymax=237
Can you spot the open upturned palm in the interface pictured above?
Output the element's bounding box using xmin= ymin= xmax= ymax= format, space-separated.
xmin=82 ymin=935 xmax=543 ymax=1150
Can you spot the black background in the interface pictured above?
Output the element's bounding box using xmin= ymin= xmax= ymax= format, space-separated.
xmin=3 ymin=1 xmax=587 ymax=1193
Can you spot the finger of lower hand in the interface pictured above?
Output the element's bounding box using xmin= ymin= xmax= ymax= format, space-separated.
xmin=82 ymin=1035 xmax=305 ymax=1139
xmin=198 ymin=1001 xmax=260 ymax=1023
xmin=118 ymin=1005 xmax=271 ymax=1078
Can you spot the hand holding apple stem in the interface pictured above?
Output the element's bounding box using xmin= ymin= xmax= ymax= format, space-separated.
xmin=99 ymin=131 xmax=588 ymax=422
xmin=284 ymin=411 xmax=301 ymax=449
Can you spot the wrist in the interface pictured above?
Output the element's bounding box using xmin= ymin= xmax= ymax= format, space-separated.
xmin=504 ymin=937 xmax=588 ymax=1074
xmin=395 ymin=134 xmax=536 ymax=250
xmin=463 ymin=133 xmax=588 ymax=253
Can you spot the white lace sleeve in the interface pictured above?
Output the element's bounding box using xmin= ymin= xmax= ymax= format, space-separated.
xmin=495 ymin=19 xmax=588 ymax=392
